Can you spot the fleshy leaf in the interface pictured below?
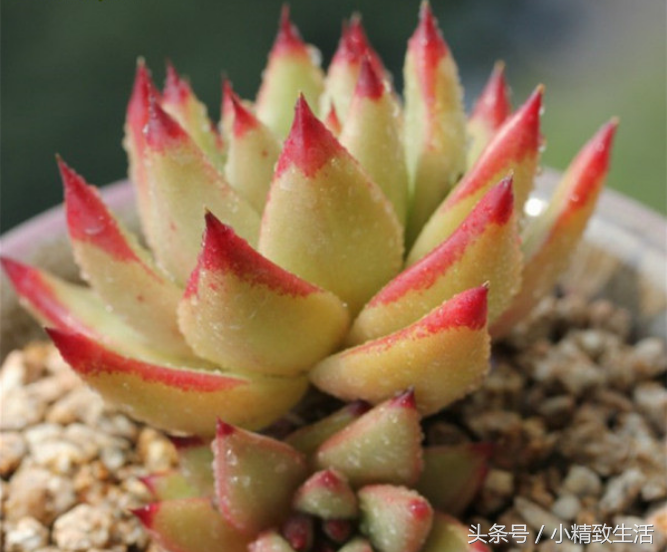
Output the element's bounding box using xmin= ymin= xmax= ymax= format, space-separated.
xmin=349 ymin=177 xmax=520 ymax=344
xmin=162 ymin=61 xmax=226 ymax=173
xmin=416 ymin=443 xmax=492 ymax=516
xmin=59 ymin=158 xmax=192 ymax=358
xmin=141 ymin=471 xmax=200 ymax=501
xmin=224 ymin=86 xmax=282 ymax=212
xmin=47 ymin=328 xmax=308 ymax=435
xmin=133 ymin=498 xmax=251 ymax=552
xmin=170 ymin=436 xmax=215 ymax=496
xmin=340 ymin=57 xmax=409 ymax=226
xmin=259 ymin=96 xmax=403 ymax=316
xmin=179 ymin=214 xmax=349 ymax=377
xmin=467 ymin=62 xmax=512 ymax=167
xmin=358 ymin=485 xmax=433 ymax=552
xmin=255 ymin=6 xmax=325 ymax=138
xmin=1 ymin=258 xmax=166 ymax=360
xmin=249 ymin=531 xmax=297 ymax=552
xmin=285 ymin=401 xmax=371 ymax=459
xmin=404 ymin=3 xmax=467 ymax=244
xmin=492 ymin=120 xmax=618 ymax=336
xmin=293 ymin=469 xmax=359 ymax=519
xmin=321 ymin=15 xmax=386 ymax=122
xmin=123 ymin=59 xmax=161 ymax=246
xmin=143 ymin=100 xmax=260 ymax=284
xmin=311 ymin=287 xmax=490 ymax=415
xmin=315 ymin=391 xmax=424 ymax=487
xmin=213 ymin=420 xmax=308 ymax=535
xmin=409 ymin=86 xmax=542 ymax=263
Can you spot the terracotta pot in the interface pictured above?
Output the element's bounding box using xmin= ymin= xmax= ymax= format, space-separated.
xmin=1 ymin=170 xmax=665 ymax=358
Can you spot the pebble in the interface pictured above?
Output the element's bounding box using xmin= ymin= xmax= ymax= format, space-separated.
xmin=4 ymin=517 xmax=49 ymax=551
xmin=52 ymin=504 xmax=113 ymax=550
xmin=551 ymin=493 xmax=581 ymax=520
xmin=562 ymin=465 xmax=602 ymax=497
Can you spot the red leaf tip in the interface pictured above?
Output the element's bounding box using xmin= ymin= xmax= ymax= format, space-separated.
xmin=131 ymin=503 xmax=160 ymax=528
xmin=355 ymin=56 xmax=384 ymax=100
xmin=275 ymin=95 xmax=341 ymax=178
xmin=145 ymin=98 xmax=187 ymax=149
xmin=1 ymin=256 xmax=29 ymax=286
xmin=408 ymin=497 xmax=432 ymax=520
xmin=484 ymin=175 xmax=515 ymax=225
xmin=229 ymin=93 xmax=259 ymax=138
xmin=216 ymin=418 xmax=236 ymax=437
xmin=58 ymin=158 xmax=138 ymax=262
xmin=425 ymin=286 xmax=489 ymax=333
xmin=391 ymin=388 xmax=417 ymax=409
xmin=412 ymin=1 xmax=448 ymax=57
xmin=471 ymin=61 xmax=512 ymax=127
xmin=273 ymin=4 xmax=306 ymax=55
xmin=128 ymin=59 xmax=160 ymax=130
xmin=163 ymin=60 xmax=191 ymax=105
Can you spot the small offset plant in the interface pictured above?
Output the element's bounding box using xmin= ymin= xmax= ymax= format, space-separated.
xmin=3 ymin=4 xmax=616 ymax=551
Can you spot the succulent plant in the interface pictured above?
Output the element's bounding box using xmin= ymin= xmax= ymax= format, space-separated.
xmin=2 ymin=4 xmax=619 ymax=551
xmin=133 ymin=390 xmax=493 ymax=552
xmin=3 ymin=3 xmax=616 ymax=441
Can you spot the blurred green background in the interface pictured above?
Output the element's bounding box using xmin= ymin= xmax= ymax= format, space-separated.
xmin=2 ymin=0 xmax=665 ymax=233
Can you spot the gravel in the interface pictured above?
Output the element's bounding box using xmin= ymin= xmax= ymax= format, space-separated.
xmin=1 ymin=294 xmax=666 ymax=551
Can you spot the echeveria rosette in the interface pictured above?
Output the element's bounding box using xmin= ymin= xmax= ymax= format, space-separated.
xmin=2 ymin=4 xmax=618 ymax=436
xmin=133 ymin=390 xmax=495 ymax=552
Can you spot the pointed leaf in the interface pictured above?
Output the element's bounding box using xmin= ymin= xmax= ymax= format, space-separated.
xmin=404 ymin=3 xmax=467 ymax=244
xmin=47 ymin=328 xmax=308 ymax=435
xmin=315 ymin=391 xmax=423 ymax=487
xmin=416 ymin=443 xmax=492 ymax=516
xmin=141 ymin=471 xmax=200 ymax=501
xmin=255 ymin=6 xmax=325 ymax=138
xmin=213 ymin=420 xmax=308 ymax=534
xmin=179 ymin=214 xmax=349 ymax=376
xmin=123 ymin=59 xmax=161 ymax=246
xmin=492 ymin=120 xmax=618 ymax=336
xmin=259 ymin=96 xmax=403 ymax=316
xmin=293 ymin=469 xmax=358 ymax=519
xmin=285 ymin=401 xmax=371 ymax=458
xmin=312 ymin=286 xmax=490 ymax=415
xmin=143 ymin=100 xmax=260 ymax=283
xmin=224 ymin=89 xmax=282 ymax=212
xmin=467 ymin=62 xmax=512 ymax=167
xmin=59 ymin=158 xmax=192 ymax=358
xmin=1 ymin=258 xmax=164 ymax=359
xmin=162 ymin=61 xmax=226 ymax=173
xmin=358 ymin=485 xmax=433 ymax=552
xmin=170 ymin=436 xmax=215 ymax=496
xmin=133 ymin=498 xmax=251 ymax=552
xmin=409 ymin=87 xmax=542 ymax=263
xmin=321 ymin=16 xmax=386 ymax=122
xmin=349 ymin=177 xmax=520 ymax=344
xmin=340 ymin=57 xmax=409 ymax=226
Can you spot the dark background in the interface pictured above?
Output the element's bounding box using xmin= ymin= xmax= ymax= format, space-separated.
xmin=2 ymin=0 xmax=665 ymax=233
